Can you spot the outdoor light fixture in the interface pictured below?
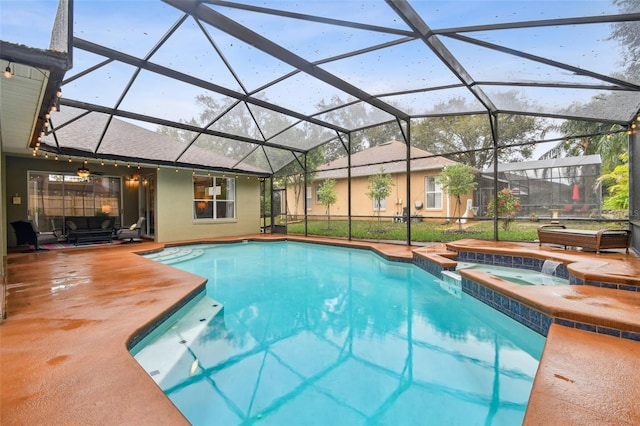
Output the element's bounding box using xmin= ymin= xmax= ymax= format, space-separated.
xmin=4 ymin=63 xmax=12 ymax=79
xmin=77 ymin=167 xmax=91 ymax=178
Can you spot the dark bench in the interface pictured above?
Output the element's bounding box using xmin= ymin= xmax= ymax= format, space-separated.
xmin=65 ymin=216 xmax=116 ymax=246
xmin=537 ymin=224 xmax=631 ymax=253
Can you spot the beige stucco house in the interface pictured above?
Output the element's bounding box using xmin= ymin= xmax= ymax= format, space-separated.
xmin=289 ymin=140 xmax=475 ymax=222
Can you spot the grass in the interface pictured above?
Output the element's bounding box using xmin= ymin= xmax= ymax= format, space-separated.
xmin=285 ymin=218 xmax=629 ymax=243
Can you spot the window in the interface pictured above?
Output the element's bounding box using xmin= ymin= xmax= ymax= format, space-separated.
xmin=373 ymin=197 xmax=387 ymax=211
xmin=27 ymin=172 xmax=122 ymax=232
xmin=315 ymin=184 xmax=322 ymax=203
xmin=306 ymin=186 xmax=312 ymax=210
xmin=425 ymin=176 xmax=442 ymax=209
xmin=193 ymin=175 xmax=235 ymax=220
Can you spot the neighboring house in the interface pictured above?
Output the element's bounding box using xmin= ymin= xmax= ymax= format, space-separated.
xmin=290 ymin=140 xmax=473 ymax=221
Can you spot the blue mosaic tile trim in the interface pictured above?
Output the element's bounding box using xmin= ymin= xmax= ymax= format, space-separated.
xmin=570 ymin=274 xmax=639 ymax=292
xmin=413 ymin=254 xmax=455 ymax=277
xmin=588 ymin=281 xmax=640 ymax=292
xmin=569 ymin=276 xmax=584 ymax=285
xmin=460 ymin=275 xmax=639 ymax=341
xmin=460 ymin=276 xmax=551 ymax=336
xmin=622 ymin=330 xmax=640 ymax=341
xmin=552 ymin=318 xmax=640 ymax=342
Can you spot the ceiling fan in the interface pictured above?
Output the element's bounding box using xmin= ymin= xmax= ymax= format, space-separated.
xmin=76 ymin=167 xmax=104 ymax=178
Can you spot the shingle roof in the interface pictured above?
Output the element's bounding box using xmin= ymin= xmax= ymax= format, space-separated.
xmin=315 ymin=140 xmax=458 ymax=179
xmin=42 ymin=107 xmax=269 ymax=174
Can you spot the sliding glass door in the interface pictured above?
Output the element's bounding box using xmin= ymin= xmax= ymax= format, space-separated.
xmin=27 ymin=172 xmax=122 ymax=232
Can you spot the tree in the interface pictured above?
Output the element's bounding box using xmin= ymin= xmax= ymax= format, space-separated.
xmin=598 ymin=153 xmax=629 ymax=210
xmin=438 ymin=164 xmax=478 ymax=231
xmin=411 ymin=94 xmax=546 ymax=170
xmin=538 ymin=120 xmax=628 ymax=198
xmin=610 ymin=0 xmax=640 ymax=81
xmin=539 ymin=121 xmax=627 ymax=169
xmin=315 ymin=95 xmax=402 ymax=161
xmin=157 ymin=93 xmax=306 ymax=173
xmin=276 ymin=148 xmax=326 ymax=219
xmin=366 ymin=168 xmax=394 ymax=223
xmin=317 ymin=179 xmax=337 ymax=229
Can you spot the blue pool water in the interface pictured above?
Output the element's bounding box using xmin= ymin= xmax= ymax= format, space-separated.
xmin=132 ymin=241 xmax=544 ymax=425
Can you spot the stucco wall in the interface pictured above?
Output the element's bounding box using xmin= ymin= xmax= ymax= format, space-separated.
xmin=155 ymin=169 xmax=260 ymax=242
xmin=1 ymin=150 xmax=6 ymax=267
xmin=3 ymin=155 xmax=151 ymax=247
xmin=292 ymin=171 xmax=473 ymax=220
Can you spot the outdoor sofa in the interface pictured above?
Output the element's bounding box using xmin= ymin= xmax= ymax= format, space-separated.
xmin=65 ymin=216 xmax=116 ymax=245
xmin=537 ymin=224 xmax=631 ymax=253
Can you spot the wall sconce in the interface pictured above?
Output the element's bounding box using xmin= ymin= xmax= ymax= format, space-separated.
xmin=4 ymin=62 xmax=12 ymax=79
xmin=126 ymin=175 xmax=139 ymax=186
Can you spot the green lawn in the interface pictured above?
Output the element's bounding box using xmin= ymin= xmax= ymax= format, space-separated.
xmin=284 ymin=218 xmax=628 ymax=243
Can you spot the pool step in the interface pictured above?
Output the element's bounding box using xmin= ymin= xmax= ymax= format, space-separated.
xmin=144 ymin=247 xmax=206 ymax=264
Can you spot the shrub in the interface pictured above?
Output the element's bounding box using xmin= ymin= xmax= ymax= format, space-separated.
xmin=487 ymin=188 xmax=521 ymax=231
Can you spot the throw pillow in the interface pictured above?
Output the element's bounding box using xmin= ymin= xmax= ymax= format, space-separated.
xmin=129 ymin=223 xmax=137 ymax=230
xmin=101 ymin=219 xmax=111 ymax=229
xmin=67 ymin=221 xmax=77 ymax=231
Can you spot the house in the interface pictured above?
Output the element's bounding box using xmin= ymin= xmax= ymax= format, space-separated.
xmin=289 ymin=140 xmax=474 ymax=221
xmin=4 ymin=107 xmax=266 ymax=248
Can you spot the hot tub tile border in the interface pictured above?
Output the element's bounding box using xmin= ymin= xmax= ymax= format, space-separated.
xmin=570 ymin=275 xmax=640 ymax=292
xmin=460 ymin=276 xmax=551 ymax=336
xmin=414 ymin=252 xmax=640 ymax=342
xmin=451 ymin=250 xmax=640 ymax=287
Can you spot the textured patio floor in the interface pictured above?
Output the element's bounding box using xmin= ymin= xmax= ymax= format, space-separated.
xmin=1 ymin=235 xmax=639 ymax=425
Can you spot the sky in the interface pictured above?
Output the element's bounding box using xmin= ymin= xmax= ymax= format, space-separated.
xmin=1 ymin=0 xmax=635 ymax=159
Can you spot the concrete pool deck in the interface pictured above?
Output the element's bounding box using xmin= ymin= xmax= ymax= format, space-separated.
xmin=1 ymin=235 xmax=639 ymax=425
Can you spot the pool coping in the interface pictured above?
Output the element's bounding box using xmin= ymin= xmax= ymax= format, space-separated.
xmin=2 ymin=235 xmax=639 ymax=424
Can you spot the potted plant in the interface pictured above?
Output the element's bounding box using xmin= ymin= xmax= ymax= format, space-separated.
xmin=529 ymin=212 xmax=538 ymax=222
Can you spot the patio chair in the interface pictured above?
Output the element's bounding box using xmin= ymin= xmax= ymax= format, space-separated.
xmin=577 ymin=204 xmax=591 ymax=214
xmin=116 ymin=217 xmax=146 ymax=243
xmin=394 ymin=207 xmax=409 ymax=223
xmin=10 ymin=220 xmax=58 ymax=251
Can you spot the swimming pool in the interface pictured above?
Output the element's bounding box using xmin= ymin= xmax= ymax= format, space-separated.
xmin=132 ymin=241 xmax=544 ymax=425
